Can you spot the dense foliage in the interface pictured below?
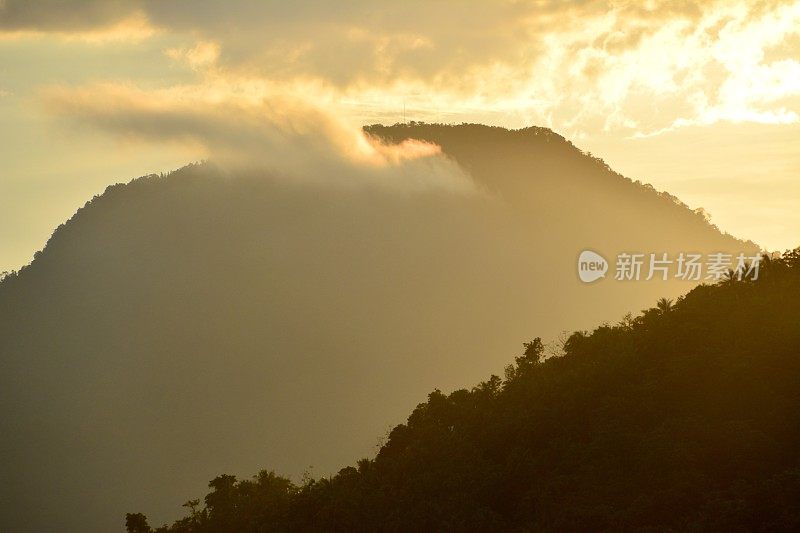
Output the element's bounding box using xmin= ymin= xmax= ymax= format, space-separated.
xmin=129 ymin=249 xmax=800 ymax=532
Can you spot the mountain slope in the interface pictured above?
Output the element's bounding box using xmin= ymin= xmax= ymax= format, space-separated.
xmin=131 ymin=249 xmax=800 ymax=532
xmin=0 ymin=124 xmax=756 ymax=531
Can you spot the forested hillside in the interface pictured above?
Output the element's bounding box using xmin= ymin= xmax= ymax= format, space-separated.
xmin=130 ymin=248 xmax=800 ymax=532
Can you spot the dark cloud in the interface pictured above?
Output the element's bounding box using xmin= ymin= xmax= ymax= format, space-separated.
xmin=0 ymin=0 xmax=136 ymax=31
xmin=1 ymin=1 xmax=585 ymax=83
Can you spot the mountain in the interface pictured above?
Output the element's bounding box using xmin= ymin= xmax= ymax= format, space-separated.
xmin=127 ymin=248 xmax=800 ymax=532
xmin=0 ymin=123 xmax=756 ymax=531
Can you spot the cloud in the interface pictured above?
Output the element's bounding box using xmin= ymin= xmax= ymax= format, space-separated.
xmin=165 ymin=40 xmax=220 ymax=70
xmin=10 ymin=0 xmax=800 ymax=136
xmin=40 ymin=80 xmax=475 ymax=193
xmin=0 ymin=0 xmax=134 ymax=31
xmin=0 ymin=10 xmax=155 ymax=43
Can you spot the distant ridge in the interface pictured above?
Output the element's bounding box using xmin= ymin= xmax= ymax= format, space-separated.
xmin=1 ymin=124 xmax=757 ymax=531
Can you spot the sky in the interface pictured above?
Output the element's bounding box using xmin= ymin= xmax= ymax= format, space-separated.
xmin=1 ymin=0 xmax=799 ymax=272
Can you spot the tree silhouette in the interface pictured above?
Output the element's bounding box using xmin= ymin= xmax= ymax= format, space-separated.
xmin=655 ymin=297 xmax=673 ymax=314
xmin=130 ymin=248 xmax=800 ymax=532
xmin=125 ymin=513 xmax=151 ymax=533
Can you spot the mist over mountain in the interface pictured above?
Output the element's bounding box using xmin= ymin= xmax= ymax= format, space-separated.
xmin=0 ymin=123 xmax=755 ymax=532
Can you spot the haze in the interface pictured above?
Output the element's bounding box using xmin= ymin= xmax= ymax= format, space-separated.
xmin=0 ymin=123 xmax=756 ymax=530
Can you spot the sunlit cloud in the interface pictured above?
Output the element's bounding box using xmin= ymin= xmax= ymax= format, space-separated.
xmin=165 ymin=40 xmax=220 ymax=70
xmin=5 ymin=1 xmax=799 ymax=136
xmin=2 ymin=0 xmax=800 ymax=257
xmin=39 ymin=79 xmax=475 ymax=194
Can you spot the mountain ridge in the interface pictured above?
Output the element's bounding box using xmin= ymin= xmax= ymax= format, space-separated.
xmin=0 ymin=123 xmax=760 ymax=532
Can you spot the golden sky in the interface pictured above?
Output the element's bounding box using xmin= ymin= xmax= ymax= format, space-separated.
xmin=1 ymin=0 xmax=799 ymax=271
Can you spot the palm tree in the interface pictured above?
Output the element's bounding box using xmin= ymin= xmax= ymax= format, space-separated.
xmin=655 ymin=297 xmax=673 ymax=314
xmin=722 ymin=268 xmax=739 ymax=284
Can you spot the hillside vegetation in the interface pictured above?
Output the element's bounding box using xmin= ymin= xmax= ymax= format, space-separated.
xmin=128 ymin=249 xmax=800 ymax=532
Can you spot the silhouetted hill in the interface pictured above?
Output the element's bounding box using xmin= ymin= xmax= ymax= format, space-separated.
xmin=367 ymin=122 xmax=708 ymax=215
xmin=0 ymin=124 xmax=756 ymax=531
xmin=129 ymin=249 xmax=800 ymax=532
